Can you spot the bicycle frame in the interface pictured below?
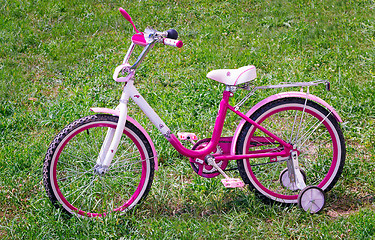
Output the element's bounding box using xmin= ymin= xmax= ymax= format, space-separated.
xmin=94 ymin=79 xmax=293 ymax=169
xmin=92 ymin=35 xmax=342 ymax=171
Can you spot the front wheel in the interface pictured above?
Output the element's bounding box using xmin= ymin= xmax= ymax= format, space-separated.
xmin=236 ymin=98 xmax=345 ymax=204
xmin=43 ymin=114 xmax=155 ymax=217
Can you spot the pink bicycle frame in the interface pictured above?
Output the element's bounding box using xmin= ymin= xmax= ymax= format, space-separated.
xmin=116 ymin=75 xmax=293 ymax=156
xmin=166 ymin=91 xmax=293 ymax=160
xmin=92 ymin=79 xmax=292 ymax=169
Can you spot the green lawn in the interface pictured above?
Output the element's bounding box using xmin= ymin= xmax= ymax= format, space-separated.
xmin=0 ymin=0 xmax=374 ymax=239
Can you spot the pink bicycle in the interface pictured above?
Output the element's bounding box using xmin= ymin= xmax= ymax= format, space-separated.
xmin=43 ymin=8 xmax=346 ymax=217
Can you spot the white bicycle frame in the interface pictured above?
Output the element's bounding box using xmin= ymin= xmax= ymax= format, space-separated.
xmin=95 ymin=74 xmax=171 ymax=170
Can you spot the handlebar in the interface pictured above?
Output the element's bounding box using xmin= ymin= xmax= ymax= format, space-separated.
xmin=119 ymin=7 xmax=183 ymax=48
xmin=131 ymin=32 xmax=183 ymax=48
xmin=119 ymin=7 xmax=183 ymax=71
xmin=163 ymin=38 xmax=183 ymax=48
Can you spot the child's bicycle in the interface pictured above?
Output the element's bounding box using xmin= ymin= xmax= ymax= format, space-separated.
xmin=43 ymin=8 xmax=346 ymax=217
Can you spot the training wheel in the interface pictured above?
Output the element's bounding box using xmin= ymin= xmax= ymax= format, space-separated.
xmin=279 ymin=168 xmax=306 ymax=191
xmin=297 ymin=186 xmax=326 ymax=214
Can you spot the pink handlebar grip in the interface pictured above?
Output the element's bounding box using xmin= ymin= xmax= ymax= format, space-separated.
xmin=163 ymin=38 xmax=183 ymax=48
xmin=119 ymin=7 xmax=140 ymax=33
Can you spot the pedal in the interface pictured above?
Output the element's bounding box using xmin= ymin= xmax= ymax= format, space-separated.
xmin=221 ymin=178 xmax=245 ymax=188
xmin=177 ymin=132 xmax=198 ymax=144
xmin=205 ymin=155 xmax=244 ymax=188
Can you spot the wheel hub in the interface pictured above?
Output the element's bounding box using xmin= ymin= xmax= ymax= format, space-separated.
xmin=94 ymin=164 xmax=108 ymax=176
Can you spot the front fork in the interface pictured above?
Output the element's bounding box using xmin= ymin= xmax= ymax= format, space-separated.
xmin=287 ymin=150 xmax=307 ymax=190
xmin=94 ymin=81 xmax=132 ymax=174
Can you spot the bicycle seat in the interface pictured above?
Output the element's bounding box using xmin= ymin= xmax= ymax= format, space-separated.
xmin=206 ymin=65 xmax=256 ymax=86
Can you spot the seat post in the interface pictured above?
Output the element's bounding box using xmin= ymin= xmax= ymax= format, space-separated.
xmin=225 ymin=85 xmax=237 ymax=93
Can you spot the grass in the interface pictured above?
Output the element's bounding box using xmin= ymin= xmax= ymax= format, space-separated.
xmin=0 ymin=0 xmax=374 ymax=239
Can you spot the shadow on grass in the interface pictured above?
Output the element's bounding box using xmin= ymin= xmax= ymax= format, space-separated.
xmin=326 ymin=191 xmax=374 ymax=217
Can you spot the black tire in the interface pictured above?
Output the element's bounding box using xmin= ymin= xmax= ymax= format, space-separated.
xmin=43 ymin=114 xmax=155 ymax=217
xmin=236 ymin=98 xmax=345 ymax=204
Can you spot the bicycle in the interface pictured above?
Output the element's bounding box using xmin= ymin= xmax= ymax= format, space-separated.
xmin=43 ymin=7 xmax=346 ymax=217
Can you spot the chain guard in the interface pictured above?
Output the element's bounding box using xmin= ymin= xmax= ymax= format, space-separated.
xmin=189 ymin=138 xmax=231 ymax=178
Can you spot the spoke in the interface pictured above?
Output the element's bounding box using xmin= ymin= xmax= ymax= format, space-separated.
xmin=57 ymin=162 xmax=90 ymax=175
xmin=102 ymin=177 xmax=125 ymax=205
xmin=109 ymin=156 xmax=148 ymax=171
xmin=274 ymin=114 xmax=291 ymax=142
xmin=98 ymin=177 xmax=120 ymax=213
xmin=289 ymin=110 xmax=317 ymax=146
xmin=108 ymin=167 xmax=143 ymax=176
xmin=299 ymin=137 xmax=331 ymax=155
xmin=64 ymin=143 xmax=95 ymax=164
xmin=289 ymin=110 xmax=300 ymax=143
xmin=58 ymin=167 xmax=94 ymax=186
xmin=111 ymin=155 xmax=142 ymax=166
xmin=91 ymin=127 xmax=106 ymax=153
xmin=109 ymin=163 xmax=143 ymax=173
xmin=86 ymin=128 xmax=104 ymax=168
xmin=110 ymin=155 xmax=140 ymax=168
xmin=80 ymin=176 xmax=94 ymax=213
xmin=57 ymin=170 xmax=87 ymax=181
xmin=82 ymin=128 xmax=106 ymax=156
xmin=261 ymin=120 xmax=281 ymax=145
xmin=266 ymin=117 xmax=277 ymax=135
xmin=57 ymin=164 xmax=93 ymax=176
xmin=104 ymin=174 xmax=139 ymax=182
xmin=255 ymin=114 xmax=292 ymax=147
xmin=92 ymin=199 xmax=101 ymax=213
xmin=297 ymin=112 xmax=330 ymax=146
xmin=294 ymin=97 xmax=309 ymax=143
xmin=89 ymin=186 xmax=104 ymax=213
xmin=57 ymin=164 xmax=82 ymax=173
xmin=61 ymin=150 xmax=90 ymax=163
xmin=119 ymin=142 xmax=137 ymax=158
xmin=312 ymin=202 xmax=320 ymax=211
xmin=297 ymin=112 xmax=332 ymax=148
xmin=101 ymin=176 xmax=105 ymax=214
xmin=87 ymin=179 xmax=94 ymax=213
xmin=66 ymin=175 xmax=97 ymax=204
xmin=110 ymin=146 xmax=137 ymax=167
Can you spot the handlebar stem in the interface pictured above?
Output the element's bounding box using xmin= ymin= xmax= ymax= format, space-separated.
xmin=123 ymin=42 xmax=135 ymax=64
xmin=130 ymin=40 xmax=156 ymax=70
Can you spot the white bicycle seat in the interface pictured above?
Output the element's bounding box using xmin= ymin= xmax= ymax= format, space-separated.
xmin=206 ymin=65 xmax=256 ymax=86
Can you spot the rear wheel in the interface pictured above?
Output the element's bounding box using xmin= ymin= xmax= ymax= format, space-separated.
xmin=43 ymin=114 xmax=155 ymax=217
xmin=236 ymin=98 xmax=345 ymax=204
